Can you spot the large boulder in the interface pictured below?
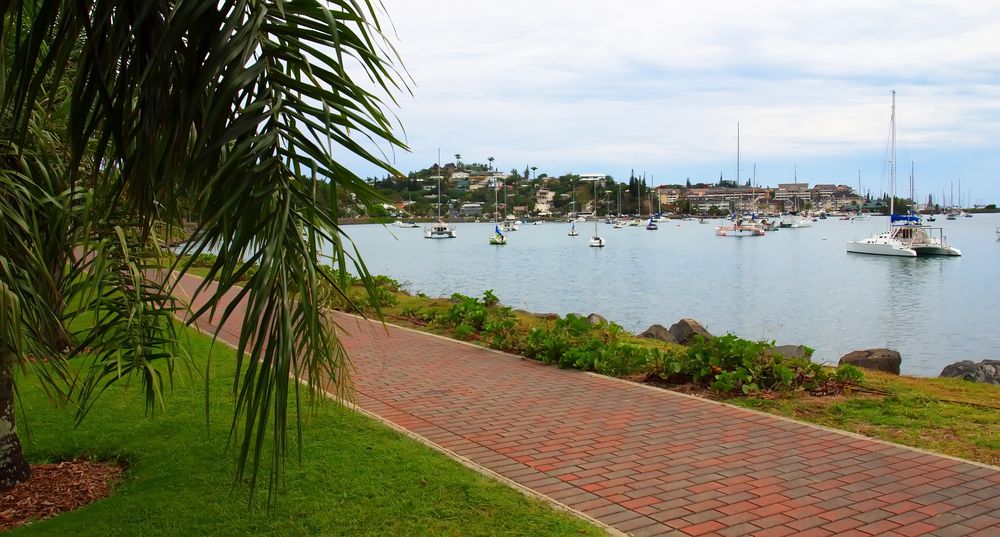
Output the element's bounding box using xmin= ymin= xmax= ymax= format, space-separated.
xmin=586 ymin=313 xmax=608 ymax=325
xmin=639 ymin=324 xmax=678 ymax=344
xmin=771 ymin=345 xmax=811 ymax=360
xmin=939 ymin=360 xmax=1000 ymax=384
xmin=668 ymin=319 xmax=712 ymax=345
xmin=838 ymin=349 xmax=901 ymax=375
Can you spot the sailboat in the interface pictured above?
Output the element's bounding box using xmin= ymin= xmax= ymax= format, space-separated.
xmin=568 ymin=222 xmax=579 ymax=236
xmin=489 ymin=183 xmax=507 ymax=245
xmin=589 ymin=179 xmax=605 ymax=247
xmin=497 ymin=179 xmax=518 ymax=232
xmin=716 ymin=123 xmax=765 ymax=237
xmin=424 ymin=164 xmax=456 ymax=238
xmin=646 ymin=184 xmax=658 ymax=229
xmin=846 ymin=91 xmax=960 ymax=257
xmin=779 ymin=165 xmax=811 ymax=228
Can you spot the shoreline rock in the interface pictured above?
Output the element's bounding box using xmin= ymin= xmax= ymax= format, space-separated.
xmin=639 ymin=324 xmax=677 ymax=344
xmin=939 ymin=360 xmax=1000 ymax=384
xmin=839 ymin=349 xmax=901 ymax=375
xmin=771 ymin=345 xmax=811 ymax=360
xmin=668 ymin=319 xmax=712 ymax=345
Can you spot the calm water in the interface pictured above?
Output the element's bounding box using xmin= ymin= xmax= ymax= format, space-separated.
xmin=335 ymin=215 xmax=1000 ymax=376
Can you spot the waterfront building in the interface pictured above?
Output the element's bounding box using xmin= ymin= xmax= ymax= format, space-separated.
xmin=775 ymin=183 xmax=811 ymax=210
xmin=656 ymin=187 xmax=682 ymax=205
xmin=459 ymin=202 xmax=483 ymax=217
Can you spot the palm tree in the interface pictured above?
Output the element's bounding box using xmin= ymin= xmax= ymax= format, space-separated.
xmin=454 ymin=153 xmax=462 ymax=168
xmin=0 ymin=0 xmax=407 ymax=500
xmin=487 ymin=156 xmax=495 ymax=171
xmin=531 ymin=166 xmax=537 ymax=180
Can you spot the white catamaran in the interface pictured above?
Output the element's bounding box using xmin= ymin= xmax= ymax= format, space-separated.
xmin=846 ymin=91 xmax=960 ymax=257
xmin=589 ymin=178 xmax=605 ymax=247
xmin=424 ymin=169 xmax=456 ymax=239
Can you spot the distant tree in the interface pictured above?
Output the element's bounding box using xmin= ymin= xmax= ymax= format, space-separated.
xmin=531 ymin=166 xmax=537 ymax=179
xmin=686 ymin=178 xmax=691 ymax=188
xmin=524 ymin=165 xmax=530 ymax=180
xmin=455 ymin=153 xmax=462 ymax=168
xmin=488 ymin=156 xmax=495 ymax=170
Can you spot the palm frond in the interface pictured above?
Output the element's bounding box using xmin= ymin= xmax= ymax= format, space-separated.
xmin=3 ymin=0 xmax=407 ymax=503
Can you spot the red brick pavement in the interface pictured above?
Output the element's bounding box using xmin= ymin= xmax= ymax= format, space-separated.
xmin=173 ymin=274 xmax=1000 ymax=537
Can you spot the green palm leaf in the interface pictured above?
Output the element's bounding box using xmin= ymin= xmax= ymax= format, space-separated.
xmin=1 ymin=0 xmax=408 ymax=501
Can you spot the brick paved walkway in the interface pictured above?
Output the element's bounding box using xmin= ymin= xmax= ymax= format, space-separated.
xmin=174 ymin=274 xmax=1000 ymax=537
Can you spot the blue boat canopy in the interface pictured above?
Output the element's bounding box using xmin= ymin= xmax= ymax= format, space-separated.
xmin=891 ymin=214 xmax=921 ymax=223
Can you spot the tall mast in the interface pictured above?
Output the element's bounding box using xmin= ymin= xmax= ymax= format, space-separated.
xmin=436 ymin=149 xmax=442 ymax=219
xmin=890 ymin=90 xmax=895 ymax=216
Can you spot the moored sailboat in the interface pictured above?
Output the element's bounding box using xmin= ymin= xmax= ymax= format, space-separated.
xmin=589 ymin=179 xmax=605 ymax=247
xmin=846 ymin=91 xmax=960 ymax=257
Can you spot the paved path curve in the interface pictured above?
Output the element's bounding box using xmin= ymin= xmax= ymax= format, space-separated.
xmin=174 ymin=274 xmax=1000 ymax=536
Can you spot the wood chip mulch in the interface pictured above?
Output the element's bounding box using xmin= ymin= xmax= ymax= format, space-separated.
xmin=0 ymin=460 xmax=124 ymax=531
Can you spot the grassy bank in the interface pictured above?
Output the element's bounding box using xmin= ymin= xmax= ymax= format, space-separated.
xmin=12 ymin=326 xmax=601 ymax=536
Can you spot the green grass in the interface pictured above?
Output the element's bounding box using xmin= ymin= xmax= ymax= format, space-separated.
xmin=12 ymin=327 xmax=601 ymax=536
xmin=726 ymin=373 xmax=1000 ymax=466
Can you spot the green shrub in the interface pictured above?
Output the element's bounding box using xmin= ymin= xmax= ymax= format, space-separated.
xmin=482 ymin=289 xmax=500 ymax=308
xmin=835 ymin=364 xmax=865 ymax=383
xmin=654 ymin=334 xmax=833 ymax=395
xmin=453 ymin=323 xmax=476 ymax=341
xmin=191 ymin=253 xmax=218 ymax=267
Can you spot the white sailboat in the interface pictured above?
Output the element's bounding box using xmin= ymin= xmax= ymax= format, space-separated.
xmin=779 ymin=166 xmax=811 ymax=228
xmin=589 ymin=179 xmax=605 ymax=247
xmin=489 ymin=182 xmax=506 ymax=245
xmin=499 ymin=181 xmax=519 ymax=232
xmin=716 ymin=123 xmax=765 ymax=237
xmin=424 ymin=169 xmax=456 ymax=239
xmin=846 ymin=91 xmax=960 ymax=257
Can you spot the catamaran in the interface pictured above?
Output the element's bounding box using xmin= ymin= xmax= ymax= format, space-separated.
xmin=589 ymin=179 xmax=605 ymax=247
xmin=846 ymin=91 xmax=960 ymax=257
xmin=424 ymin=169 xmax=456 ymax=239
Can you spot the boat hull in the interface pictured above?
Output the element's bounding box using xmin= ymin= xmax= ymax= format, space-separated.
xmin=715 ymin=226 xmax=764 ymax=237
xmin=911 ymin=245 xmax=961 ymax=256
xmin=845 ymin=240 xmax=916 ymax=257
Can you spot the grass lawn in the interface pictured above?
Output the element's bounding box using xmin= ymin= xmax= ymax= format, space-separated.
xmin=728 ymin=372 xmax=1000 ymax=466
xmin=11 ymin=326 xmax=601 ymax=536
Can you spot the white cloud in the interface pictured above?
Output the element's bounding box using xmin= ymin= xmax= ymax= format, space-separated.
xmin=345 ymin=0 xmax=1000 ymax=198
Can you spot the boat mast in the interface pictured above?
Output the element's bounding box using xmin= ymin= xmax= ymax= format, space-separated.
xmin=890 ymin=89 xmax=895 ymax=216
xmin=436 ymin=148 xmax=442 ymax=219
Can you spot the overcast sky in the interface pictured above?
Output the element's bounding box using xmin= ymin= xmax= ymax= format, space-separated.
xmin=346 ymin=0 xmax=1000 ymax=205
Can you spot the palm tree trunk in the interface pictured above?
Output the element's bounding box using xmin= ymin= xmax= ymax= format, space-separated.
xmin=0 ymin=351 xmax=31 ymax=490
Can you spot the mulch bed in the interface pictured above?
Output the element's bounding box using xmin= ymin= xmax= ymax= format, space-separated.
xmin=0 ymin=460 xmax=124 ymax=531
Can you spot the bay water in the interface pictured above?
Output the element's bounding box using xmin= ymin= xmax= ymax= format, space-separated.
xmin=336 ymin=215 xmax=1000 ymax=376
